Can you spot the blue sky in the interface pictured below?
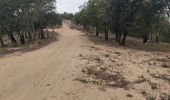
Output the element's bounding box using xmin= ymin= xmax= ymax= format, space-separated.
xmin=57 ymin=0 xmax=88 ymax=14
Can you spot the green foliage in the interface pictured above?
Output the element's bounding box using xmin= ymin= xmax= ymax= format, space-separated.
xmin=0 ymin=0 xmax=62 ymax=46
xmin=72 ymin=0 xmax=170 ymax=44
xmin=45 ymin=12 xmax=62 ymax=27
xmin=61 ymin=12 xmax=73 ymax=20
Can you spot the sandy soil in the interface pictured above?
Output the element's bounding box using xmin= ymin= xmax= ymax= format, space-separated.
xmin=0 ymin=24 xmax=169 ymax=100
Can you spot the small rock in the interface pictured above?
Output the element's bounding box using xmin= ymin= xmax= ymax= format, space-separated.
xmin=46 ymin=84 xmax=51 ymax=86
xmin=127 ymin=94 xmax=133 ymax=98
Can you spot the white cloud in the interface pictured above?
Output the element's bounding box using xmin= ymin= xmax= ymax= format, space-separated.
xmin=57 ymin=0 xmax=88 ymax=14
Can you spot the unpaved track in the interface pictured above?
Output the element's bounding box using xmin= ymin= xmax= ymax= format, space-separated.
xmin=1 ymin=24 xmax=165 ymax=100
xmin=0 ymin=24 xmax=119 ymax=100
xmin=0 ymin=24 xmax=98 ymax=100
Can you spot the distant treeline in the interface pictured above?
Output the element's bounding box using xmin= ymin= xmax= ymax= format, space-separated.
xmin=61 ymin=12 xmax=74 ymax=20
xmin=0 ymin=0 xmax=62 ymax=47
xmin=72 ymin=0 xmax=170 ymax=45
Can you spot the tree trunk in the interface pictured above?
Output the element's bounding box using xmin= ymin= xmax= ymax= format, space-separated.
xmin=116 ymin=33 xmax=119 ymax=43
xmin=84 ymin=25 xmax=87 ymax=31
xmin=96 ymin=28 xmax=99 ymax=37
xmin=105 ymin=28 xmax=109 ymax=41
xmin=156 ymin=35 xmax=159 ymax=43
xmin=120 ymin=32 xmax=127 ymax=46
xmin=150 ymin=33 xmax=153 ymax=43
xmin=24 ymin=31 xmax=28 ymax=40
xmin=9 ymin=33 xmax=17 ymax=46
xmin=40 ymin=28 xmax=45 ymax=39
xmin=47 ymin=30 xmax=49 ymax=38
xmin=0 ymin=37 xmax=4 ymax=47
xmin=53 ymin=27 xmax=55 ymax=32
xmin=33 ymin=31 xmax=37 ymax=40
xmin=19 ymin=33 xmax=25 ymax=45
xmin=28 ymin=30 xmax=32 ymax=43
xmin=118 ymin=32 xmax=122 ymax=44
xmin=17 ymin=26 xmax=25 ymax=45
xmin=143 ymin=34 xmax=148 ymax=44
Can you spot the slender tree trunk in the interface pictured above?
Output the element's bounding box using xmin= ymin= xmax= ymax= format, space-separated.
xmin=19 ymin=33 xmax=25 ymax=45
xmin=118 ymin=32 xmax=122 ymax=44
xmin=84 ymin=25 xmax=86 ymax=31
xmin=47 ymin=30 xmax=49 ymax=38
xmin=53 ymin=27 xmax=55 ymax=32
xmin=156 ymin=35 xmax=159 ymax=43
xmin=150 ymin=33 xmax=153 ymax=43
xmin=116 ymin=32 xmax=122 ymax=43
xmin=105 ymin=28 xmax=109 ymax=41
xmin=115 ymin=33 xmax=119 ymax=43
xmin=17 ymin=26 xmax=25 ymax=45
xmin=121 ymin=32 xmax=127 ymax=46
xmin=28 ymin=30 xmax=32 ymax=43
xmin=0 ymin=37 xmax=4 ymax=47
xmin=9 ymin=33 xmax=17 ymax=46
xmin=40 ymin=28 xmax=45 ymax=39
xmin=33 ymin=31 xmax=37 ymax=40
xmin=96 ymin=27 xmax=99 ymax=37
xmin=143 ymin=34 xmax=148 ymax=44
xmin=38 ymin=31 xmax=41 ymax=39
xmin=24 ymin=30 xmax=28 ymax=40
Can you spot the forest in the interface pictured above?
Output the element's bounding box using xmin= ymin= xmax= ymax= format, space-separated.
xmin=72 ymin=0 xmax=170 ymax=45
xmin=0 ymin=0 xmax=62 ymax=47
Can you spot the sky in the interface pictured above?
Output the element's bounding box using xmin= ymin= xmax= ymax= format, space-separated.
xmin=57 ymin=0 xmax=88 ymax=14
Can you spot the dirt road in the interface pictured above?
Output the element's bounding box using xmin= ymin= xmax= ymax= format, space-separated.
xmin=0 ymin=24 xmax=116 ymax=100
xmin=0 ymin=24 xmax=82 ymax=100
xmin=0 ymin=24 xmax=169 ymax=100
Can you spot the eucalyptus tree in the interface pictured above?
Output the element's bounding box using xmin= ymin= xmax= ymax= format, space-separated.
xmin=0 ymin=0 xmax=59 ymax=46
xmin=95 ymin=0 xmax=109 ymax=40
xmin=33 ymin=0 xmax=56 ymax=39
xmin=0 ymin=30 xmax=5 ymax=47
xmin=107 ymin=0 xmax=170 ymax=45
xmin=72 ymin=13 xmax=82 ymax=25
xmin=132 ymin=0 xmax=170 ymax=44
xmin=45 ymin=12 xmax=62 ymax=31
xmin=73 ymin=0 xmax=170 ymax=45
xmin=77 ymin=0 xmax=109 ymax=40
xmin=85 ymin=0 xmax=100 ymax=36
xmin=79 ymin=4 xmax=90 ymax=31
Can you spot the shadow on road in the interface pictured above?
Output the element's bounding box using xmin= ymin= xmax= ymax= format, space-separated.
xmin=0 ymin=31 xmax=60 ymax=58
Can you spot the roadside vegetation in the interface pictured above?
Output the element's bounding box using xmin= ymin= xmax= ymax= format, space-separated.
xmin=70 ymin=0 xmax=170 ymax=99
xmin=0 ymin=0 xmax=62 ymax=48
xmin=72 ymin=0 xmax=170 ymax=46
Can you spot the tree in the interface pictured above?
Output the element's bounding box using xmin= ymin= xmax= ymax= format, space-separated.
xmin=61 ymin=12 xmax=73 ymax=20
xmin=73 ymin=0 xmax=170 ymax=45
xmin=45 ymin=12 xmax=62 ymax=32
xmin=0 ymin=0 xmax=61 ymax=46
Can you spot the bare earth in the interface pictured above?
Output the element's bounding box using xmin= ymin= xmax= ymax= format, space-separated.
xmin=0 ymin=24 xmax=169 ymax=100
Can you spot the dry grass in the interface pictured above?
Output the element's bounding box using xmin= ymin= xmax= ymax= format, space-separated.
xmin=71 ymin=24 xmax=170 ymax=100
xmin=160 ymin=93 xmax=170 ymax=100
xmin=79 ymin=66 xmax=129 ymax=88
xmin=146 ymin=94 xmax=157 ymax=100
xmin=70 ymin=24 xmax=170 ymax=52
xmin=126 ymin=93 xmax=133 ymax=98
xmin=0 ymin=32 xmax=58 ymax=58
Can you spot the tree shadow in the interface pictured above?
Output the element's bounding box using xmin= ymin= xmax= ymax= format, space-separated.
xmin=70 ymin=24 xmax=170 ymax=52
xmin=0 ymin=31 xmax=60 ymax=58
